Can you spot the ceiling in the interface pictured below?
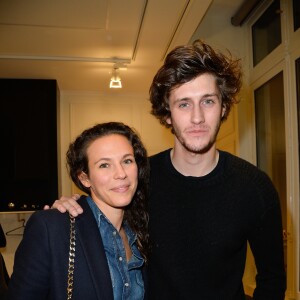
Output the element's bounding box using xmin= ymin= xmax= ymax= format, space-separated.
xmin=0 ymin=0 xmax=244 ymax=94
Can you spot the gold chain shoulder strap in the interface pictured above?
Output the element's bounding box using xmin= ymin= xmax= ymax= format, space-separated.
xmin=67 ymin=214 xmax=76 ymax=300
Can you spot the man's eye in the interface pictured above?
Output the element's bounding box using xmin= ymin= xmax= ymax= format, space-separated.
xmin=203 ymin=99 xmax=214 ymax=105
xmin=178 ymin=102 xmax=189 ymax=108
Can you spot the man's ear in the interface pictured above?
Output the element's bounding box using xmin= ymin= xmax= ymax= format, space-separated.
xmin=221 ymin=105 xmax=226 ymax=118
xmin=78 ymin=172 xmax=91 ymax=188
xmin=166 ymin=116 xmax=172 ymax=125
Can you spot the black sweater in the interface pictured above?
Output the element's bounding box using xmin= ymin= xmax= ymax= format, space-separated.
xmin=148 ymin=149 xmax=286 ymax=300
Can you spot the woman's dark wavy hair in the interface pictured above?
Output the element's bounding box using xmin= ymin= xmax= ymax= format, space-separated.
xmin=66 ymin=122 xmax=150 ymax=262
xmin=149 ymin=39 xmax=242 ymax=128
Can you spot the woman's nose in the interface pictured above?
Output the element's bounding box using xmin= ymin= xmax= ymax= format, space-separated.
xmin=114 ymin=164 xmax=127 ymax=179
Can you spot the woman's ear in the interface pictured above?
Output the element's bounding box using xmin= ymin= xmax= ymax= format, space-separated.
xmin=78 ymin=172 xmax=91 ymax=188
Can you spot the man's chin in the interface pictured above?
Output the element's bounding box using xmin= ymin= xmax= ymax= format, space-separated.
xmin=183 ymin=142 xmax=214 ymax=154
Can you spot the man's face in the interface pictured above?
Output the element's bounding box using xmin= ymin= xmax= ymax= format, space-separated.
xmin=167 ymin=73 xmax=225 ymax=154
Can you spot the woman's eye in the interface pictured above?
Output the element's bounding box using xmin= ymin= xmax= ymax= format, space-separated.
xmin=99 ymin=163 xmax=109 ymax=168
xmin=124 ymin=158 xmax=134 ymax=164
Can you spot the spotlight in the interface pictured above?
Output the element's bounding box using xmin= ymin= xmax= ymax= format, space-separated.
xmin=109 ymin=66 xmax=122 ymax=88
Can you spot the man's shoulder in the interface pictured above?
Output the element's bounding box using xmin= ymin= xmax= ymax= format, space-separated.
xmin=220 ymin=150 xmax=272 ymax=183
xmin=149 ymin=148 xmax=171 ymax=164
xmin=220 ymin=150 xmax=258 ymax=170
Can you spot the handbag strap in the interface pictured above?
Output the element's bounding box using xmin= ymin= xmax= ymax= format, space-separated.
xmin=67 ymin=214 xmax=76 ymax=300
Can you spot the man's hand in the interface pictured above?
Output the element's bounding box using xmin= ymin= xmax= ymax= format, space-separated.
xmin=44 ymin=194 xmax=83 ymax=217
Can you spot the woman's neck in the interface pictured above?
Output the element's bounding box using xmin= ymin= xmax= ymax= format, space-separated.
xmin=92 ymin=197 xmax=124 ymax=231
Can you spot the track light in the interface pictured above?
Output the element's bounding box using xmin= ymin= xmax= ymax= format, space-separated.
xmin=109 ymin=66 xmax=122 ymax=88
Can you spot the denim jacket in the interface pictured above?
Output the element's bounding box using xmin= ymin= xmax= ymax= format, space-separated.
xmin=87 ymin=197 xmax=145 ymax=300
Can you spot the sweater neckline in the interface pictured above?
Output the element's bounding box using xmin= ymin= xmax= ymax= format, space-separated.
xmin=165 ymin=148 xmax=226 ymax=182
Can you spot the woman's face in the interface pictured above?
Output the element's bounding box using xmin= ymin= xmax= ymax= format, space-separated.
xmin=79 ymin=134 xmax=138 ymax=215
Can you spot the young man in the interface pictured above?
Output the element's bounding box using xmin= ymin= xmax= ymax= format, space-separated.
xmin=52 ymin=40 xmax=286 ymax=299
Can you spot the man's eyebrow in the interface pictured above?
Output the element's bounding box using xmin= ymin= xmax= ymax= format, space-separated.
xmin=174 ymin=97 xmax=191 ymax=103
xmin=201 ymin=93 xmax=219 ymax=98
xmin=174 ymin=93 xmax=220 ymax=102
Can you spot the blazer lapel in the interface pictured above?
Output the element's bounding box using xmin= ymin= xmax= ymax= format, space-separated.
xmin=75 ymin=197 xmax=114 ymax=300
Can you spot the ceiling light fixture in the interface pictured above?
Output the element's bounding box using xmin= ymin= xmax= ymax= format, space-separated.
xmin=109 ymin=65 xmax=122 ymax=89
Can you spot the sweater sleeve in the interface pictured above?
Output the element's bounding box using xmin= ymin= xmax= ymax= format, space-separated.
xmin=248 ymin=176 xmax=286 ymax=300
xmin=6 ymin=212 xmax=52 ymax=300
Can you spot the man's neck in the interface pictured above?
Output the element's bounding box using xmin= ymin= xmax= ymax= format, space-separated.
xmin=170 ymin=144 xmax=219 ymax=177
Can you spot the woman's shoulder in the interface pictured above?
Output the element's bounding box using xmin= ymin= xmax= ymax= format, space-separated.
xmin=26 ymin=208 xmax=70 ymax=232
xmin=30 ymin=195 xmax=88 ymax=221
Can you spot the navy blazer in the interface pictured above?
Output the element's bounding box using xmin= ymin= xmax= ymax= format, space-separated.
xmin=6 ymin=196 xmax=148 ymax=300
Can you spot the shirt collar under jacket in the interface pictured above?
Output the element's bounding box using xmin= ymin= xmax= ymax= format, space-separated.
xmin=86 ymin=196 xmax=145 ymax=300
xmin=86 ymin=196 xmax=139 ymax=252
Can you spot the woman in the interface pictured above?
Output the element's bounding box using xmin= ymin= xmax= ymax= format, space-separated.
xmin=6 ymin=122 xmax=150 ymax=300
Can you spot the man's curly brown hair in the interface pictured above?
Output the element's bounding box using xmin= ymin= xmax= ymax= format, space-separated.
xmin=149 ymin=39 xmax=242 ymax=128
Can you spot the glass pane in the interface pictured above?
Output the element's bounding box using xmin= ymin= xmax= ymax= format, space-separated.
xmin=254 ymin=72 xmax=287 ymax=271
xmin=252 ymin=0 xmax=281 ymax=66
xmin=297 ymin=58 xmax=300 ymax=161
xmin=296 ymin=57 xmax=300 ymax=290
xmin=294 ymin=0 xmax=300 ymax=31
